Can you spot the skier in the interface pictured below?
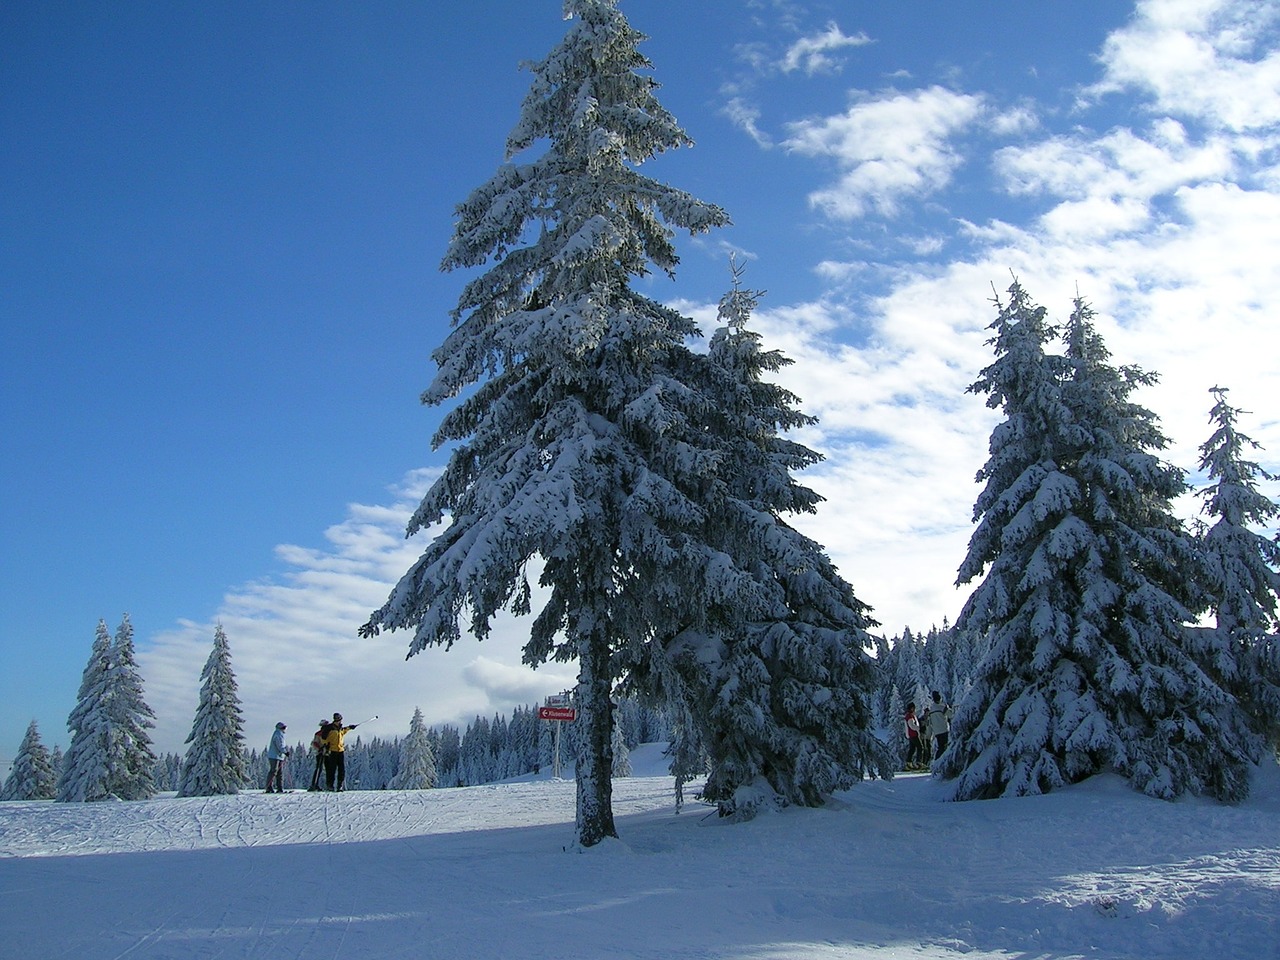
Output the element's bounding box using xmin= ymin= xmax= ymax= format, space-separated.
xmin=924 ymin=691 xmax=952 ymax=757
xmin=903 ymin=702 xmax=924 ymax=770
xmin=264 ymin=722 xmax=290 ymax=793
xmin=323 ymin=712 xmax=359 ymax=792
xmin=308 ymin=719 xmax=330 ymax=791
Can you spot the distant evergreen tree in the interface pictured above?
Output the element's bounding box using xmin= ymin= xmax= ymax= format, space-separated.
xmin=390 ymin=707 xmax=437 ymax=789
xmin=666 ymin=700 xmax=708 ymax=813
xmin=941 ymin=285 xmax=1255 ymax=802
xmin=57 ymin=616 xmax=158 ymax=801
xmin=57 ymin=620 xmax=114 ymax=802
xmin=178 ymin=624 xmax=249 ymax=797
xmin=610 ymin=715 xmax=632 ymax=778
xmin=155 ymin=752 xmax=182 ymax=792
xmin=106 ymin=615 xmax=157 ymax=800
xmin=1196 ymin=387 xmax=1280 ymax=748
xmin=870 ymin=634 xmax=894 ymax=728
xmin=1 ymin=720 xmax=57 ymax=800
xmin=435 ymin=725 xmax=463 ymax=786
xmin=893 ymin=628 xmax=924 ymax=709
xmin=887 ymin=685 xmax=905 ymax=755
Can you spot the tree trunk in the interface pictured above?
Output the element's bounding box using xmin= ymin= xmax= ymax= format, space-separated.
xmin=574 ymin=626 xmax=617 ymax=847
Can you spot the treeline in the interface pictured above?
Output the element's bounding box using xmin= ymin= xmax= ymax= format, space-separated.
xmin=870 ymin=623 xmax=986 ymax=732
xmin=152 ymin=698 xmax=677 ymax=793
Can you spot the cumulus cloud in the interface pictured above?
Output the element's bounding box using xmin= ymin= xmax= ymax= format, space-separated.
xmin=994 ymin=121 xmax=1239 ymax=240
xmin=713 ymin=159 xmax=1280 ymax=631
xmin=1089 ymin=0 xmax=1280 ymax=131
xmin=713 ymin=1 xmax=1280 ymax=633
xmin=782 ymin=86 xmax=986 ymax=218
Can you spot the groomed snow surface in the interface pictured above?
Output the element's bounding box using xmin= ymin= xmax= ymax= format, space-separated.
xmin=2 ymin=745 xmax=1278 ymax=960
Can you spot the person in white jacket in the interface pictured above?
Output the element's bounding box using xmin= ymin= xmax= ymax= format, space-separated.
xmin=264 ymin=722 xmax=291 ymax=793
xmin=923 ymin=692 xmax=952 ymax=756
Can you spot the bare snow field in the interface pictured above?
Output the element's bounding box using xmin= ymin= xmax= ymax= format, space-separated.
xmin=2 ymin=746 xmax=1278 ymax=960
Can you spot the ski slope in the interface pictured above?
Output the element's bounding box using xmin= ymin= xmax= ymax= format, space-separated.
xmin=2 ymin=745 xmax=1278 ymax=960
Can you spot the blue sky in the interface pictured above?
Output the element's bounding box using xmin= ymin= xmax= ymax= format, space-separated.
xmin=3 ymin=0 xmax=1278 ymax=768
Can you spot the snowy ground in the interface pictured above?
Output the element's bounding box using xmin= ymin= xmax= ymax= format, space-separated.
xmin=2 ymin=745 xmax=1278 ymax=960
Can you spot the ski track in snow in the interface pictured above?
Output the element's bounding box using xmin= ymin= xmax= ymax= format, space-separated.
xmin=1 ymin=757 xmax=1278 ymax=960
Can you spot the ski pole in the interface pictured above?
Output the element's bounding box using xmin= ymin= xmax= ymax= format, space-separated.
xmin=354 ymin=715 xmax=378 ymax=727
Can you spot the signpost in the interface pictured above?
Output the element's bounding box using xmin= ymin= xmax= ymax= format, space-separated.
xmin=540 ymin=694 xmax=576 ymax=779
xmin=537 ymin=706 xmax=577 ymax=722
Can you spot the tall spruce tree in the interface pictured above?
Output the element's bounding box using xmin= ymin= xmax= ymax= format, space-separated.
xmin=361 ymin=0 xmax=732 ymax=845
xmin=57 ymin=620 xmax=115 ymax=801
xmin=1 ymin=720 xmax=58 ymax=801
xmin=178 ymin=624 xmax=249 ymax=797
xmin=940 ymin=285 xmax=1254 ymax=802
xmin=390 ymin=707 xmax=437 ymax=790
xmin=1196 ymin=387 xmax=1280 ymax=748
xmin=106 ymin=615 xmax=157 ymax=800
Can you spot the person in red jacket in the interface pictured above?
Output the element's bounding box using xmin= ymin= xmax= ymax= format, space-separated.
xmin=904 ymin=703 xmax=924 ymax=770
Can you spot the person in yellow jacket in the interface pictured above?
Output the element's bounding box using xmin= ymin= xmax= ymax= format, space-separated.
xmin=323 ymin=712 xmax=359 ymax=791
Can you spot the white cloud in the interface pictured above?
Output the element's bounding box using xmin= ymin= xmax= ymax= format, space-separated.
xmin=731 ymin=161 xmax=1280 ymax=630
xmin=1090 ymin=0 xmax=1280 ymax=131
xmin=722 ymin=96 xmax=773 ymax=147
xmin=139 ymin=473 xmax=574 ymax=756
xmin=995 ymin=123 xmax=1236 ymax=220
xmin=989 ymin=104 xmax=1040 ymax=138
xmin=723 ymin=0 xmax=1280 ymax=634
xmin=782 ymin=86 xmax=985 ymax=218
xmin=778 ymin=22 xmax=872 ymax=76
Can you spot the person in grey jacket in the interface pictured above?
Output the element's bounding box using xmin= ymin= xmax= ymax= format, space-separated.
xmin=924 ymin=692 xmax=952 ymax=756
xmin=264 ymin=722 xmax=290 ymax=793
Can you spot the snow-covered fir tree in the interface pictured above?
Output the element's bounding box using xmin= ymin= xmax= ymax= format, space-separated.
xmin=57 ymin=620 xmax=115 ymax=801
xmin=641 ymin=265 xmax=891 ymax=817
xmin=389 ymin=707 xmax=437 ymax=789
xmin=57 ymin=616 xmax=159 ymax=801
xmin=361 ymin=0 xmax=735 ymax=846
xmin=154 ymin=752 xmax=182 ymax=792
xmin=940 ymin=285 xmax=1255 ymax=802
xmin=1195 ymin=386 xmax=1280 ymax=748
xmin=105 ymin=615 xmax=157 ymax=800
xmin=1 ymin=720 xmax=58 ymax=800
xmin=177 ymin=624 xmax=249 ymax=797
xmin=610 ymin=714 xmax=632 ymax=778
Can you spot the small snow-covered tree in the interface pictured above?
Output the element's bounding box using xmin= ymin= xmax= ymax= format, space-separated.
xmin=390 ymin=707 xmax=437 ymax=789
xmin=610 ymin=714 xmax=632 ymax=778
xmin=57 ymin=620 xmax=114 ymax=802
xmin=940 ymin=285 xmax=1254 ymax=802
xmin=1196 ymin=386 xmax=1280 ymax=747
xmin=178 ymin=624 xmax=249 ymax=797
xmin=1 ymin=720 xmax=58 ymax=800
